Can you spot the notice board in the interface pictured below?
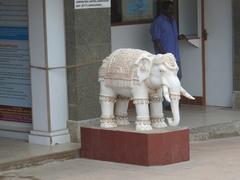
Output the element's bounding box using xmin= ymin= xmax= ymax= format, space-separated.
xmin=0 ymin=0 xmax=32 ymax=123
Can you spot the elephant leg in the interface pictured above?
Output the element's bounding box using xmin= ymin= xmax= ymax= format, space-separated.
xmin=149 ymin=89 xmax=167 ymax=128
xmin=132 ymin=85 xmax=152 ymax=131
xmin=115 ymin=96 xmax=130 ymax=125
xmin=99 ymin=82 xmax=117 ymax=128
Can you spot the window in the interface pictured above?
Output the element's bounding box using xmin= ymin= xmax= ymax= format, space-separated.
xmin=178 ymin=0 xmax=198 ymax=37
xmin=111 ymin=0 xmax=178 ymax=26
xmin=111 ymin=0 xmax=160 ymax=25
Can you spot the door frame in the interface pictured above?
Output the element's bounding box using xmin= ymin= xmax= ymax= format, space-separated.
xmin=201 ymin=0 xmax=206 ymax=105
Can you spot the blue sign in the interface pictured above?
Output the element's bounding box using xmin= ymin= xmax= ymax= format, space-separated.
xmin=127 ymin=0 xmax=148 ymax=16
xmin=0 ymin=27 xmax=28 ymax=40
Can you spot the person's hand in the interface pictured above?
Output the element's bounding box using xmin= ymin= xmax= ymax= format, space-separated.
xmin=178 ymin=34 xmax=187 ymax=40
xmin=154 ymin=41 xmax=166 ymax=54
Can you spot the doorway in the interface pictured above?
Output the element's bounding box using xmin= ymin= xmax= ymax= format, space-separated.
xmin=179 ymin=0 xmax=233 ymax=107
xmin=204 ymin=0 xmax=233 ymax=107
xmin=178 ymin=0 xmax=205 ymax=105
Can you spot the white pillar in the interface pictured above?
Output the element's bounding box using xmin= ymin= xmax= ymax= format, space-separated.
xmin=28 ymin=0 xmax=70 ymax=145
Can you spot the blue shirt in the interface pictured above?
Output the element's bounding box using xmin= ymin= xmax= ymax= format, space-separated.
xmin=150 ymin=15 xmax=180 ymax=62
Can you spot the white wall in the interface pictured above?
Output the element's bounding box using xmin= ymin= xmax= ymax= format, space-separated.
xmin=180 ymin=41 xmax=203 ymax=96
xmin=205 ymin=0 xmax=233 ymax=107
xmin=111 ymin=24 xmax=154 ymax=53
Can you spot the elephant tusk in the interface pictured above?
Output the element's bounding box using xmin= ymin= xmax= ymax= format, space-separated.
xmin=180 ymin=87 xmax=195 ymax=100
xmin=163 ymin=85 xmax=171 ymax=102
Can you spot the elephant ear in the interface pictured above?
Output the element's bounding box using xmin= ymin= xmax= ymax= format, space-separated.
xmin=136 ymin=57 xmax=152 ymax=82
xmin=162 ymin=53 xmax=179 ymax=71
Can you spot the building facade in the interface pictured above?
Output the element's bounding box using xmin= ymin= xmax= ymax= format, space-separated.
xmin=0 ymin=0 xmax=239 ymax=145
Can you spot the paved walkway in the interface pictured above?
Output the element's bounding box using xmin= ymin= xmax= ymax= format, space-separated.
xmin=1 ymin=136 xmax=240 ymax=180
xmin=0 ymin=138 xmax=80 ymax=171
xmin=1 ymin=105 xmax=240 ymax=173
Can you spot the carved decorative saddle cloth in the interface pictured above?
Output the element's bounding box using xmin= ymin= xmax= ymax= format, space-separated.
xmin=104 ymin=49 xmax=150 ymax=81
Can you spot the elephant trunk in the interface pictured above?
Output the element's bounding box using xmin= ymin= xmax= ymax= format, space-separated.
xmin=162 ymin=85 xmax=194 ymax=127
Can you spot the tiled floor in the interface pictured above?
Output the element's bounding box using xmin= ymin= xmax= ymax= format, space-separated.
xmin=180 ymin=105 xmax=240 ymax=128
xmin=127 ymin=105 xmax=240 ymax=129
xmin=127 ymin=105 xmax=240 ymax=128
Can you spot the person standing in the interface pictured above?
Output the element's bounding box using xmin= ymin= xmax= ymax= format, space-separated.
xmin=150 ymin=0 xmax=184 ymax=80
xmin=150 ymin=1 xmax=185 ymax=110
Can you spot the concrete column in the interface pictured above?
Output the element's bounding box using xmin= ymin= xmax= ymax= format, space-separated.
xmin=64 ymin=1 xmax=111 ymax=142
xmin=28 ymin=0 xmax=70 ymax=145
xmin=233 ymin=0 xmax=240 ymax=110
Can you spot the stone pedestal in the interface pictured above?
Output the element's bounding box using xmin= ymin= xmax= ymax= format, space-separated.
xmin=80 ymin=125 xmax=189 ymax=166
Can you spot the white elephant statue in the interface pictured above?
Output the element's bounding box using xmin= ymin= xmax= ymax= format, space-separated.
xmin=98 ymin=48 xmax=194 ymax=131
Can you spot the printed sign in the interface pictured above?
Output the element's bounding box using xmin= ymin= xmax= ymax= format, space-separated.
xmin=75 ymin=0 xmax=110 ymax=9
xmin=0 ymin=0 xmax=32 ymax=123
